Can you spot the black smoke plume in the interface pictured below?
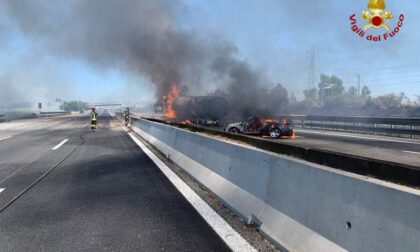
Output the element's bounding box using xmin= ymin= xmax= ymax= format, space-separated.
xmin=3 ymin=0 xmax=289 ymax=120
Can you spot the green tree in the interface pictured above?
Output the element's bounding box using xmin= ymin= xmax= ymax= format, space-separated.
xmin=60 ymin=101 xmax=88 ymax=112
xmin=303 ymin=88 xmax=317 ymax=100
xmin=318 ymin=74 xmax=345 ymax=101
xmin=361 ymin=86 xmax=371 ymax=100
xmin=346 ymin=86 xmax=358 ymax=99
xmin=371 ymin=92 xmax=405 ymax=109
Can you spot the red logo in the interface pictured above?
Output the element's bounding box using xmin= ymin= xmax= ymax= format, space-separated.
xmin=349 ymin=0 xmax=404 ymax=42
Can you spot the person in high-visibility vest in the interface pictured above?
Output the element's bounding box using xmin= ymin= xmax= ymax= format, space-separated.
xmin=90 ymin=108 xmax=98 ymax=129
xmin=124 ymin=107 xmax=130 ymax=126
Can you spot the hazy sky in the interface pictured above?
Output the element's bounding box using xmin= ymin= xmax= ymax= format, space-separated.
xmin=0 ymin=0 xmax=419 ymax=104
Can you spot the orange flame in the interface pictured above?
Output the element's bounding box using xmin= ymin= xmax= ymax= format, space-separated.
xmin=260 ymin=118 xmax=275 ymax=124
xmin=181 ymin=119 xmax=193 ymax=125
xmin=163 ymin=84 xmax=180 ymax=119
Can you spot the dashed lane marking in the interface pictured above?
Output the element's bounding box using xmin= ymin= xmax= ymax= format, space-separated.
xmin=128 ymin=132 xmax=256 ymax=252
xmin=0 ymin=136 xmax=12 ymax=141
xmin=0 ymin=188 xmax=5 ymax=193
xmin=52 ymin=139 xmax=69 ymax=150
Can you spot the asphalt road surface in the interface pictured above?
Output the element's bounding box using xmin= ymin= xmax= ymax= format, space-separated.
xmin=290 ymin=128 xmax=420 ymax=167
xmin=205 ymin=124 xmax=420 ymax=167
xmin=0 ymin=113 xmax=230 ymax=251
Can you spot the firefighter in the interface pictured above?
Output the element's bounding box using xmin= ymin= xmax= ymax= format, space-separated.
xmin=124 ymin=107 xmax=130 ymax=126
xmin=90 ymin=107 xmax=98 ymax=129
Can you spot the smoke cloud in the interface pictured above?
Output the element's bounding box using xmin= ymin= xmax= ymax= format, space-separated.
xmin=0 ymin=75 xmax=23 ymax=106
xmin=3 ymin=0 xmax=288 ymax=119
xmin=3 ymin=0 xmax=204 ymax=98
xmin=211 ymin=46 xmax=289 ymax=119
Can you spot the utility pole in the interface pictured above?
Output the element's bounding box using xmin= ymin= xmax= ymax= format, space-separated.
xmin=307 ymin=47 xmax=317 ymax=90
xmin=357 ymin=74 xmax=361 ymax=104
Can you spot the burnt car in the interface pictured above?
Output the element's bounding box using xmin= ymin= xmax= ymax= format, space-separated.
xmin=181 ymin=119 xmax=222 ymax=127
xmin=225 ymin=116 xmax=295 ymax=139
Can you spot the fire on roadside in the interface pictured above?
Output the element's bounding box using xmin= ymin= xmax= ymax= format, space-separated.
xmin=260 ymin=117 xmax=296 ymax=139
xmin=181 ymin=119 xmax=193 ymax=125
xmin=281 ymin=131 xmax=296 ymax=139
xmin=162 ymin=84 xmax=180 ymax=119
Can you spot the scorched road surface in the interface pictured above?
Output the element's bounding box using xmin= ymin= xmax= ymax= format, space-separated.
xmin=0 ymin=114 xmax=230 ymax=251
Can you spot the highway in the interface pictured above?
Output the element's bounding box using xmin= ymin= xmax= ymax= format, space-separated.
xmin=1 ymin=114 xmax=418 ymax=251
xmin=199 ymin=123 xmax=420 ymax=167
xmin=0 ymin=114 xmax=233 ymax=251
xmin=291 ymin=128 xmax=420 ymax=167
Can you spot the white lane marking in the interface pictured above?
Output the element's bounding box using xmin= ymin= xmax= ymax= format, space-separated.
xmin=0 ymin=136 xmax=12 ymax=141
xmin=403 ymin=151 xmax=420 ymax=155
xmin=52 ymin=139 xmax=69 ymax=150
xmin=128 ymin=133 xmax=256 ymax=252
xmin=296 ymin=129 xmax=420 ymax=145
xmin=0 ymin=188 xmax=4 ymax=193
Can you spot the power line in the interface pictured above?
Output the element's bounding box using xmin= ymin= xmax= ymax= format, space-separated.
xmin=321 ymin=67 xmax=420 ymax=79
xmin=321 ymin=64 xmax=419 ymax=74
xmin=318 ymin=68 xmax=420 ymax=87
xmin=361 ymin=74 xmax=420 ymax=83
xmin=364 ymin=80 xmax=420 ymax=87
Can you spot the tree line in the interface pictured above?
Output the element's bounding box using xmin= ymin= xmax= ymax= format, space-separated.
xmin=60 ymin=101 xmax=88 ymax=112
xmin=290 ymin=74 xmax=420 ymax=117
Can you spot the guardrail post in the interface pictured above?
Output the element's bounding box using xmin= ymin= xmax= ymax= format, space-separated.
xmin=411 ymin=125 xmax=414 ymax=139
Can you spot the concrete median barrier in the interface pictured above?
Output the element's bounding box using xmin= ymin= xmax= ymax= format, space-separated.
xmin=130 ymin=117 xmax=420 ymax=252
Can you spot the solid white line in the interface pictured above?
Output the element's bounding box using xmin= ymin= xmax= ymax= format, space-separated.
xmin=0 ymin=136 xmax=12 ymax=141
xmin=128 ymin=132 xmax=256 ymax=252
xmin=0 ymin=188 xmax=4 ymax=193
xmin=52 ymin=139 xmax=69 ymax=150
xmin=403 ymin=151 xmax=420 ymax=155
xmin=296 ymin=129 xmax=420 ymax=145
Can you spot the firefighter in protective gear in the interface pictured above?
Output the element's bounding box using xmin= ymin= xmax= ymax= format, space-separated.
xmin=90 ymin=108 xmax=98 ymax=129
xmin=124 ymin=107 xmax=130 ymax=126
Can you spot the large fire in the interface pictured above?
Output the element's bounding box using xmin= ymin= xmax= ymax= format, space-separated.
xmin=260 ymin=118 xmax=276 ymax=124
xmin=162 ymin=84 xmax=180 ymax=119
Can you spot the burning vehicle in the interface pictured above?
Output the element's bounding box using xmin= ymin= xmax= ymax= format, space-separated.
xmin=156 ymin=84 xmax=229 ymax=126
xmin=173 ymin=96 xmax=228 ymax=126
xmin=225 ymin=116 xmax=295 ymax=139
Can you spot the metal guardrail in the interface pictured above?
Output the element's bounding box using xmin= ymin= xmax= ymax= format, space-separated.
xmin=1 ymin=111 xmax=38 ymax=121
xmin=39 ymin=111 xmax=71 ymax=117
xmin=0 ymin=111 xmax=69 ymax=122
xmin=289 ymin=115 xmax=420 ymax=138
